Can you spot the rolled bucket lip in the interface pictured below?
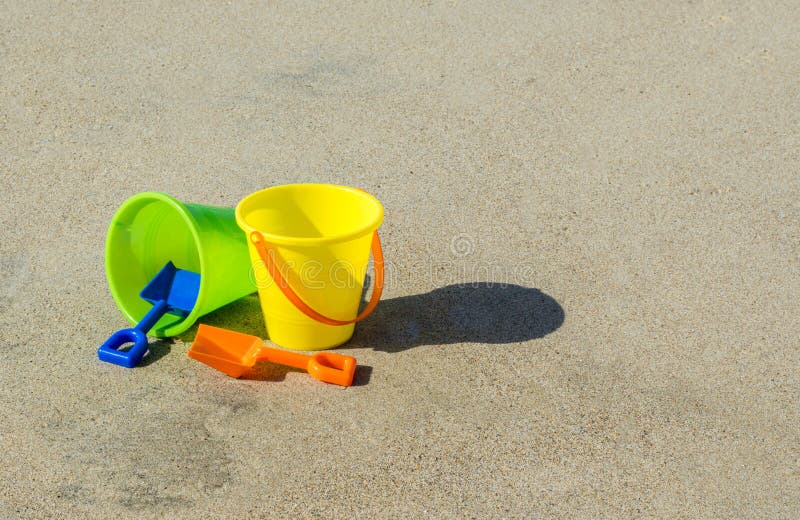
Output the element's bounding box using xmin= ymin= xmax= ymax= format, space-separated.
xmin=235 ymin=184 xmax=384 ymax=246
xmin=105 ymin=191 xmax=207 ymax=337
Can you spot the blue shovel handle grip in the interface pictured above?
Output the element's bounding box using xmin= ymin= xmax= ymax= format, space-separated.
xmin=98 ymin=300 xmax=169 ymax=368
xmin=97 ymin=328 xmax=149 ymax=368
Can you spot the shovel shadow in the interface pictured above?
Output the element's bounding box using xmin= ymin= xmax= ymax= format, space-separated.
xmin=139 ymin=339 xmax=172 ymax=366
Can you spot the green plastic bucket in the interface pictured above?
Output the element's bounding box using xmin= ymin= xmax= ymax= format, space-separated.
xmin=105 ymin=192 xmax=255 ymax=337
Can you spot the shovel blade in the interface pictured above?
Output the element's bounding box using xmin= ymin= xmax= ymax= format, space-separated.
xmin=188 ymin=324 xmax=262 ymax=378
xmin=140 ymin=261 xmax=200 ymax=316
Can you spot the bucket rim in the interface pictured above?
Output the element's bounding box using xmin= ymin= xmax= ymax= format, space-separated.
xmin=105 ymin=191 xmax=207 ymax=337
xmin=235 ymin=184 xmax=384 ymax=246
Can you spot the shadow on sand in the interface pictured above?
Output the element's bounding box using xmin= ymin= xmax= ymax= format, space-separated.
xmin=189 ymin=282 xmax=564 ymax=355
xmin=349 ymin=283 xmax=564 ymax=353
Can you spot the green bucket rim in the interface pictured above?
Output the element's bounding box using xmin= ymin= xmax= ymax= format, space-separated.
xmin=105 ymin=191 xmax=207 ymax=337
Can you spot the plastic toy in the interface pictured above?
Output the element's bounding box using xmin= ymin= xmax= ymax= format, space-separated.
xmin=105 ymin=191 xmax=254 ymax=337
xmin=98 ymin=262 xmax=200 ymax=368
xmin=235 ymin=184 xmax=384 ymax=351
xmin=188 ymin=324 xmax=357 ymax=386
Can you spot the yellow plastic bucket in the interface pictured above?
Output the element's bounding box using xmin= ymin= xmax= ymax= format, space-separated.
xmin=235 ymin=184 xmax=384 ymax=351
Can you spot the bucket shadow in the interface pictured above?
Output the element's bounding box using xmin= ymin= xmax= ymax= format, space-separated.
xmin=350 ymin=283 xmax=564 ymax=353
xmin=183 ymin=283 xmax=563 ymax=355
xmin=178 ymin=294 xmax=266 ymax=342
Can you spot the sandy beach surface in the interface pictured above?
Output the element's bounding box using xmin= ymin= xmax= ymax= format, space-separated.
xmin=2 ymin=1 xmax=799 ymax=518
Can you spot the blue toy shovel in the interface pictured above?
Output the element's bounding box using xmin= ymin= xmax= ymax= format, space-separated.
xmin=98 ymin=261 xmax=200 ymax=368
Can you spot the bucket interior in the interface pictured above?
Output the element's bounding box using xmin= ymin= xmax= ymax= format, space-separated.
xmin=237 ymin=184 xmax=383 ymax=243
xmin=106 ymin=193 xmax=203 ymax=333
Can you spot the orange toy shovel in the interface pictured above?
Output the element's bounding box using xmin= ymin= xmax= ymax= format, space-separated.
xmin=188 ymin=324 xmax=356 ymax=387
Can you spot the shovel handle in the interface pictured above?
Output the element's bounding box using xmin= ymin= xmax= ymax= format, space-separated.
xmin=250 ymin=230 xmax=384 ymax=326
xmin=98 ymin=300 xmax=168 ymax=368
xmin=255 ymin=348 xmax=356 ymax=387
xmin=256 ymin=346 xmax=316 ymax=370
xmin=97 ymin=328 xmax=149 ymax=368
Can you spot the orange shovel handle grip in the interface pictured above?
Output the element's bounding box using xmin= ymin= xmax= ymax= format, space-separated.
xmin=307 ymin=352 xmax=356 ymax=387
xmin=250 ymin=230 xmax=384 ymax=326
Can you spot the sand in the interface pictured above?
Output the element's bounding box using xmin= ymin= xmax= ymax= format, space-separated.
xmin=1 ymin=1 xmax=799 ymax=518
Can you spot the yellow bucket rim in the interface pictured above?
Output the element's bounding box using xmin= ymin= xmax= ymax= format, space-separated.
xmin=235 ymin=184 xmax=384 ymax=246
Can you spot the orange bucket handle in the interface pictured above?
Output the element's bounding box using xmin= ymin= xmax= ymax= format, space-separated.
xmin=250 ymin=230 xmax=384 ymax=326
